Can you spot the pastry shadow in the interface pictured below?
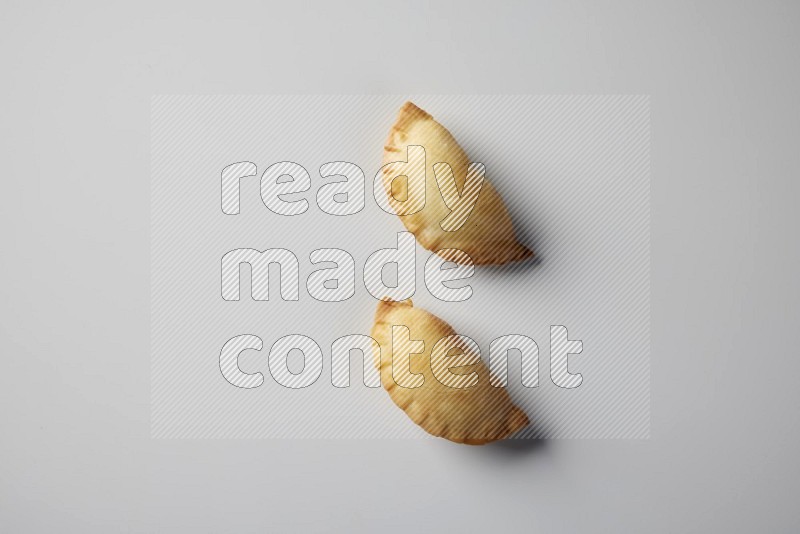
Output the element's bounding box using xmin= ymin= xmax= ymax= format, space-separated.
xmin=483 ymin=416 xmax=551 ymax=458
xmin=444 ymin=426 xmax=549 ymax=462
xmin=498 ymin=252 xmax=542 ymax=272
xmin=447 ymin=417 xmax=551 ymax=459
xmin=479 ymin=212 xmax=545 ymax=277
xmin=486 ymin=436 xmax=549 ymax=457
xmin=478 ymin=248 xmax=542 ymax=280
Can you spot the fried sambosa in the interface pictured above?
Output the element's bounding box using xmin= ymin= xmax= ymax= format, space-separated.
xmin=381 ymin=102 xmax=533 ymax=265
xmin=371 ymin=299 xmax=529 ymax=445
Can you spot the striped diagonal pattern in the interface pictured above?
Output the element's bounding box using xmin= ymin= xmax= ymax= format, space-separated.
xmin=151 ymin=95 xmax=650 ymax=440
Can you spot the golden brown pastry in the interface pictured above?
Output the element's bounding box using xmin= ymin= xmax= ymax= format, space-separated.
xmin=380 ymin=102 xmax=533 ymax=265
xmin=371 ymin=299 xmax=529 ymax=444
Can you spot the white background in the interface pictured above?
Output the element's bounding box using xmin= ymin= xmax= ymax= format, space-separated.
xmin=1 ymin=1 xmax=798 ymax=532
